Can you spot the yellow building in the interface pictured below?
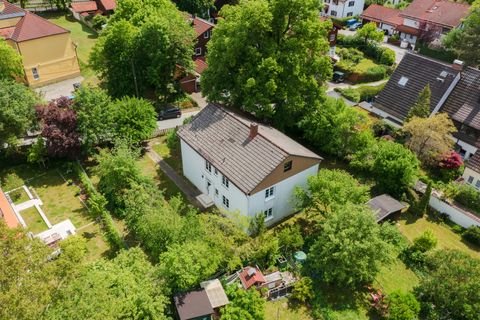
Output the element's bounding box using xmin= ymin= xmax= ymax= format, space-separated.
xmin=0 ymin=0 xmax=80 ymax=87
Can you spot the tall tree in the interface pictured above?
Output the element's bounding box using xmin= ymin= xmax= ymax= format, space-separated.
xmin=416 ymin=250 xmax=480 ymax=320
xmin=357 ymin=22 xmax=385 ymax=44
xmin=0 ymin=38 xmax=23 ymax=80
xmin=443 ymin=1 xmax=480 ymax=67
xmin=174 ymin=0 xmax=215 ymax=17
xmin=406 ymin=84 xmax=431 ymax=121
xmin=403 ymin=113 xmax=456 ymax=166
xmin=308 ymin=203 xmax=393 ymax=288
xmin=0 ymin=80 xmax=37 ymax=146
xmin=201 ymin=0 xmax=332 ymax=128
xmin=221 ymin=285 xmax=266 ymax=320
xmin=90 ymin=0 xmax=194 ymax=99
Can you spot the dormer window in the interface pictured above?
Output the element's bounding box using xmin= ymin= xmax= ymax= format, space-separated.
xmin=398 ymin=76 xmax=409 ymax=86
xmin=283 ymin=160 xmax=292 ymax=172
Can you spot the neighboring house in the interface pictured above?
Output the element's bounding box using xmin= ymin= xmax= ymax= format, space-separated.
xmin=179 ymin=56 xmax=207 ymax=93
xmin=321 ymin=0 xmax=365 ymax=18
xmin=0 ymin=0 xmax=81 ymax=87
xmin=360 ymin=4 xmax=403 ymax=36
xmin=187 ymin=14 xmax=215 ymax=58
xmin=174 ymin=279 xmax=229 ymax=320
xmin=177 ymin=104 xmax=322 ymax=225
xmin=463 ymin=152 xmax=480 ymax=190
xmin=70 ymin=0 xmax=116 ymax=20
xmin=397 ymin=0 xmax=470 ymax=45
xmin=368 ymin=52 xmax=480 ymax=160
xmin=0 ymin=188 xmax=20 ymax=228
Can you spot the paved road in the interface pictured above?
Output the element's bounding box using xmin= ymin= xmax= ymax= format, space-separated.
xmin=157 ymin=110 xmax=200 ymax=130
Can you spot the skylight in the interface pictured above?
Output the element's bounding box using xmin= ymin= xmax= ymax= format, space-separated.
xmin=398 ymin=76 xmax=409 ymax=86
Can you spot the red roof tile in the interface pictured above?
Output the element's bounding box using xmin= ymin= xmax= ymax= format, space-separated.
xmin=194 ymin=57 xmax=208 ymax=74
xmin=0 ymin=0 xmax=24 ymax=16
xmin=0 ymin=189 xmax=19 ymax=229
xmin=98 ymin=0 xmax=116 ymax=11
xmin=11 ymin=11 xmax=69 ymax=42
xmin=71 ymin=1 xmax=97 ymax=13
xmin=239 ymin=267 xmax=266 ymax=290
xmin=184 ymin=13 xmax=215 ymax=37
xmin=0 ymin=26 xmax=15 ymax=39
xmin=361 ymin=4 xmax=403 ymax=27
xmin=400 ymin=0 xmax=470 ymax=28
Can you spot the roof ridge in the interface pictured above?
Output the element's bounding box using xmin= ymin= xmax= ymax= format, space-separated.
xmin=405 ymin=52 xmax=455 ymax=69
xmin=23 ymin=10 xmax=70 ymax=34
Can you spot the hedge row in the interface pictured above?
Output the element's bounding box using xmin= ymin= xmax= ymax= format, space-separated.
xmin=75 ymin=163 xmax=125 ymax=251
xmin=336 ymin=83 xmax=386 ymax=103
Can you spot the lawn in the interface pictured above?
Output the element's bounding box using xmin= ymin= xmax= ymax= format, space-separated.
xmin=8 ymin=188 xmax=30 ymax=205
xmin=39 ymin=12 xmax=99 ymax=84
xmin=374 ymin=258 xmax=419 ymax=294
xmin=353 ymin=59 xmax=379 ymax=73
xmin=151 ymin=136 xmax=183 ymax=174
xmin=19 ymin=206 xmax=48 ymax=234
xmin=266 ymin=299 xmax=313 ymax=320
xmin=397 ymin=214 xmax=480 ymax=259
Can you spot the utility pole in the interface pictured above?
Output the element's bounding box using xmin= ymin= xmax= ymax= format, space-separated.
xmin=131 ymin=60 xmax=139 ymax=97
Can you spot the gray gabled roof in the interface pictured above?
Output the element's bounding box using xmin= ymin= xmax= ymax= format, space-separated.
xmin=367 ymin=194 xmax=407 ymax=222
xmin=374 ymin=53 xmax=459 ymax=121
xmin=177 ymin=104 xmax=322 ymax=194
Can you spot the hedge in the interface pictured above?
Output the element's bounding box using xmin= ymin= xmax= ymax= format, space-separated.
xmin=337 ymin=35 xmax=396 ymax=66
xmin=336 ymin=83 xmax=386 ymax=103
xmin=462 ymin=226 xmax=480 ymax=246
xmin=454 ymin=184 xmax=480 ymax=215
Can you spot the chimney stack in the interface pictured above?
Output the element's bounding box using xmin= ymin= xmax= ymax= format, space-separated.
xmin=249 ymin=123 xmax=258 ymax=139
xmin=452 ymin=59 xmax=464 ymax=71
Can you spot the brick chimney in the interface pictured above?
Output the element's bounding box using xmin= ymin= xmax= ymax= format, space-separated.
xmin=452 ymin=59 xmax=464 ymax=71
xmin=249 ymin=123 xmax=258 ymax=139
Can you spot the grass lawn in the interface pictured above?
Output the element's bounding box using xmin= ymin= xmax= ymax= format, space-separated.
xmin=19 ymin=207 xmax=48 ymax=234
xmin=151 ymin=136 xmax=183 ymax=174
xmin=39 ymin=12 xmax=98 ymax=84
xmin=9 ymin=188 xmax=30 ymax=205
xmin=353 ymin=59 xmax=378 ymax=73
xmin=77 ymin=222 xmax=111 ymax=262
xmin=374 ymin=258 xmax=419 ymax=294
xmin=397 ymin=214 xmax=480 ymax=259
xmin=266 ymin=299 xmax=313 ymax=320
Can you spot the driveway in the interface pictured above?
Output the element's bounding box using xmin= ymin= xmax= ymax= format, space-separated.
xmin=35 ymin=76 xmax=84 ymax=101
xmin=157 ymin=110 xmax=200 ymax=130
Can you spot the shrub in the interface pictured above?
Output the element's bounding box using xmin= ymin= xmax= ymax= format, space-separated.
xmin=364 ymin=65 xmax=387 ymax=82
xmin=372 ymin=120 xmax=396 ymax=137
xmin=462 ymin=226 xmax=480 ymax=246
xmin=454 ymin=184 xmax=480 ymax=214
xmin=92 ymin=15 xmax=108 ymax=31
xmin=338 ymin=47 xmax=364 ymax=63
xmin=357 ymin=83 xmax=385 ymax=101
xmin=412 ymin=230 xmax=437 ymax=253
xmin=291 ymin=277 xmax=314 ymax=303
xmin=385 ymin=291 xmax=420 ymax=320
xmin=165 ymin=128 xmax=179 ymax=151
xmin=338 ymin=87 xmax=360 ymax=102
xmin=380 ymin=48 xmax=396 ymax=66
xmin=380 ymin=222 xmax=409 ymax=252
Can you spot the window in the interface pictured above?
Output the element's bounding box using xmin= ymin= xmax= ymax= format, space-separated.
xmin=32 ymin=68 xmax=39 ymax=80
xmin=347 ymin=12 xmax=353 ymax=16
xmin=222 ymin=195 xmax=230 ymax=208
xmin=265 ymin=187 xmax=274 ymax=199
xmin=330 ymin=10 xmax=337 ymax=17
xmin=215 ymin=188 xmax=219 ymax=196
xmin=205 ymin=160 xmax=212 ymax=173
xmin=222 ymin=175 xmax=229 ymax=188
xmin=332 ymin=0 xmax=338 ymax=5
xmin=195 ymin=47 xmax=202 ymax=56
xmin=348 ymin=1 xmax=355 ymax=6
xmin=264 ymin=208 xmax=273 ymax=220
xmin=283 ymin=161 xmax=292 ymax=172
xmin=324 ymin=0 xmax=330 ymax=3
xmin=476 ymin=180 xmax=480 ymax=189
xmin=468 ymin=176 xmax=474 ymax=184
xmin=204 ymin=31 xmax=210 ymax=39
xmin=398 ymin=76 xmax=409 ymax=86
xmin=214 ymin=168 xmax=218 ymax=175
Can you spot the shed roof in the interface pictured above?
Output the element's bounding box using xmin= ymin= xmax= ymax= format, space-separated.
xmin=367 ymin=194 xmax=407 ymax=222
xmin=71 ymin=1 xmax=97 ymax=13
xmin=239 ymin=266 xmax=266 ymax=290
xmin=174 ymin=289 xmax=214 ymax=320
xmin=98 ymin=0 xmax=116 ymax=11
xmin=400 ymin=0 xmax=470 ymax=28
xmin=0 ymin=189 xmax=19 ymax=228
xmin=200 ymin=279 xmax=229 ymax=308
xmin=374 ymin=53 xmax=459 ymax=121
xmin=178 ymin=104 xmax=322 ymax=194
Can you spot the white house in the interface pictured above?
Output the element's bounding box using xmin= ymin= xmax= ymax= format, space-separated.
xmin=321 ymin=0 xmax=364 ymax=19
xmin=177 ymin=104 xmax=322 ymax=226
xmin=463 ymin=152 xmax=480 ymax=190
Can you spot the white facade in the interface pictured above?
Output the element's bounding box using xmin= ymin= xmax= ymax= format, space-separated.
xmin=322 ymin=0 xmax=364 ymax=18
xmin=463 ymin=167 xmax=480 ymax=190
xmin=181 ymin=140 xmax=319 ymax=225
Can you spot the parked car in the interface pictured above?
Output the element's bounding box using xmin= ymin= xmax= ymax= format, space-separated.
xmin=345 ymin=18 xmax=358 ymax=28
xmin=158 ymin=107 xmax=181 ymax=120
xmin=349 ymin=22 xmax=363 ymax=31
xmin=332 ymin=71 xmax=345 ymax=83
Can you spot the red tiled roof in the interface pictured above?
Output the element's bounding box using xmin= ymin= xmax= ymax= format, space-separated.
xmin=0 ymin=0 xmax=24 ymax=15
xmin=361 ymin=4 xmax=403 ymax=27
xmin=194 ymin=57 xmax=208 ymax=74
xmin=184 ymin=13 xmax=214 ymax=37
xmin=239 ymin=267 xmax=266 ymax=290
xmin=71 ymin=1 xmax=97 ymax=13
xmin=0 ymin=189 xmax=19 ymax=229
xmin=98 ymin=0 xmax=116 ymax=11
xmin=0 ymin=26 xmax=15 ymax=39
xmin=400 ymin=0 xmax=470 ymax=28
xmin=11 ymin=11 xmax=68 ymax=42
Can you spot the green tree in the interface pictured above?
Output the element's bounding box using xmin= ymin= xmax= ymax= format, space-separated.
xmin=46 ymin=248 xmax=168 ymax=320
xmin=300 ymin=97 xmax=375 ymax=158
xmin=412 ymin=230 xmax=437 ymax=253
xmin=403 ymin=113 xmax=456 ymax=166
xmin=351 ymin=140 xmax=419 ymax=197
xmin=416 ymin=250 xmax=480 ymax=319
xmin=308 ymin=203 xmax=393 ymax=287
xmin=201 ymin=0 xmax=332 ymax=128
xmin=386 ymin=291 xmax=420 ymax=320
xmin=221 ymin=285 xmax=266 ymax=320
xmin=0 ymin=38 xmax=23 ymax=80
xmin=0 ymin=80 xmax=37 ymax=146
xmin=158 ymin=240 xmax=223 ymax=291
xmin=296 ymin=169 xmax=370 ymax=212
xmin=443 ymin=1 xmax=480 ymax=67
xmin=413 ymin=182 xmax=432 ymax=217
xmin=277 ymin=225 xmax=304 ymax=253
xmin=111 ymin=97 xmax=157 ymax=144
xmin=406 ymin=84 xmax=431 ymax=121
xmin=27 ymin=138 xmax=47 ymax=167
xmin=174 ymin=0 xmax=215 ymax=17
xmin=357 ymin=22 xmax=385 ymax=44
